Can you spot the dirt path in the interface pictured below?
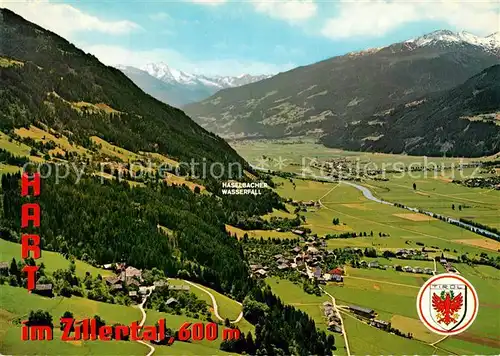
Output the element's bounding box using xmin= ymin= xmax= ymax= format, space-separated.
xmin=182 ymin=280 xmax=243 ymax=323
xmin=136 ymin=287 xmax=156 ymax=356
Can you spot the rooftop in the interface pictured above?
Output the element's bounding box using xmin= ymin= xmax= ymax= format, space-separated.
xmin=349 ymin=305 xmax=374 ymax=314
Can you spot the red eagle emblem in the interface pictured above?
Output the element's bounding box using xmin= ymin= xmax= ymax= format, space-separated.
xmin=432 ymin=290 xmax=463 ymax=325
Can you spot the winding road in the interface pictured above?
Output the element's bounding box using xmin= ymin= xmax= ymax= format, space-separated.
xmin=183 ymin=280 xmax=244 ymax=323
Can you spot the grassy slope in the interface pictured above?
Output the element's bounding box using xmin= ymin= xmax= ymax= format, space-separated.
xmin=168 ymin=279 xmax=253 ymax=334
xmin=0 ymin=285 xmax=147 ymax=355
xmin=0 ymin=239 xmax=112 ymax=278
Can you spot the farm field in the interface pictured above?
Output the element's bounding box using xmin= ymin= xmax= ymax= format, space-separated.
xmin=0 ymin=239 xmax=112 ymax=278
xmin=231 ymin=139 xmax=484 ymax=169
xmin=339 ymin=312 xmax=436 ymax=355
xmin=272 ymin=176 xmax=494 ymax=257
xmin=326 ymin=263 xmax=500 ymax=350
xmin=365 ymin=171 xmax=500 ymax=229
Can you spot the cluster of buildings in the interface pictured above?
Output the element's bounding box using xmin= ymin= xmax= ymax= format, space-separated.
xmin=395 ymin=248 xmax=428 ymax=259
xmin=323 ymin=301 xmax=342 ymax=333
xmin=440 ymin=258 xmax=459 ymax=274
xmin=288 ymin=199 xmax=320 ymax=208
xmin=102 ymin=263 xmax=189 ymax=301
xmin=359 ymin=260 xmax=434 ymax=275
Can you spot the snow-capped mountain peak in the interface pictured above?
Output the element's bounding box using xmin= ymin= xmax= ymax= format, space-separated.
xmin=139 ymin=62 xmax=272 ymax=89
xmin=140 ymin=62 xmax=199 ymax=85
xmin=406 ymin=30 xmax=500 ymax=52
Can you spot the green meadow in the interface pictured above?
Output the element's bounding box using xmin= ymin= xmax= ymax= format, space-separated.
xmin=0 ymin=239 xmax=112 ymax=278
xmin=366 ymin=171 xmax=500 ymax=229
xmin=231 ymin=139 xmax=482 ymax=169
xmin=0 ymin=285 xmax=147 ymax=356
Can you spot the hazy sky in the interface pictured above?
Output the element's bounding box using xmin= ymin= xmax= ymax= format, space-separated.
xmin=2 ymin=0 xmax=499 ymax=76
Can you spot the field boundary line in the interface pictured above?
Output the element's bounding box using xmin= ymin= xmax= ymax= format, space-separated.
xmin=343 ymin=275 xmax=420 ymax=289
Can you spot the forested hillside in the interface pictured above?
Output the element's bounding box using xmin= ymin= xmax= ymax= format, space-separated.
xmin=321 ymin=65 xmax=500 ymax=157
xmin=0 ymin=8 xmax=244 ymax=174
xmin=1 ymin=170 xmax=254 ymax=298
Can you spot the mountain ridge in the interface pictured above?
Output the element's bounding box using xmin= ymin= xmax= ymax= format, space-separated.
xmin=116 ymin=62 xmax=272 ymax=107
xmin=320 ymin=64 xmax=500 ymax=157
xmin=0 ymin=7 xmax=246 ymax=173
xmin=183 ymin=29 xmax=500 ymax=156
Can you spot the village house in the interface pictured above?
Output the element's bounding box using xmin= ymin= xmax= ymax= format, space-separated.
xmin=153 ymin=280 xmax=167 ymax=288
xmin=349 ymin=305 xmax=375 ymax=319
xmin=274 ymin=254 xmax=283 ymax=260
xmin=276 ymin=258 xmax=288 ymax=265
xmin=277 ymin=264 xmax=289 ymax=271
xmin=328 ymin=322 xmax=342 ymax=333
xmin=424 ymin=268 xmax=433 ymax=275
xmin=168 ymin=285 xmax=190 ymax=291
xmin=402 ymin=266 xmax=413 ymax=273
xmin=33 ymin=284 xmax=53 ymax=298
xmin=414 ymin=267 xmax=424 ymax=274
xmin=254 ymin=269 xmax=268 ymax=278
xmin=368 ymin=261 xmax=379 ymax=268
xmin=371 ymin=319 xmax=390 ymax=330
xmin=323 ymin=301 xmax=333 ymax=308
xmin=105 ymin=276 xmax=121 ymax=286
xmin=250 ymin=264 xmax=263 ymax=271
xmin=0 ymin=262 xmax=9 ymax=275
xmin=307 ymin=246 xmax=320 ymax=254
xmin=328 ymin=267 xmax=344 ymax=276
xmin=128 ymin=290 xmax=140 ymax=301
xmin=313 ymin=266 xmax=322 ymax=279
xmin=291 ymin=246 xmax=302 ymax=254
xmin=331 ymin=274 xmax=343 ymax=282
xmin=291 ymin=229 xmax=306 ymax=236
xmin=165 ymin=297 xmax=178 ymax=307
xmin=110 ymin=284 xmax=123 ymax=293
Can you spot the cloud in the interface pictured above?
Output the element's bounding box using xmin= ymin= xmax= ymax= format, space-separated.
xmin=252 ymin=0 xmax=317 ymax=22
xmin=149 ymin=12 xmax=172 ymax=21
xmin=321 ymin=0 xmax=500 ymax=39
xmin=188 ymin=0 xmax=228 ymax=6
xmin=0 ymin=0 xmax=141 ymax=39
xmin=84 ymin=44 xmax=295 ymax=76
